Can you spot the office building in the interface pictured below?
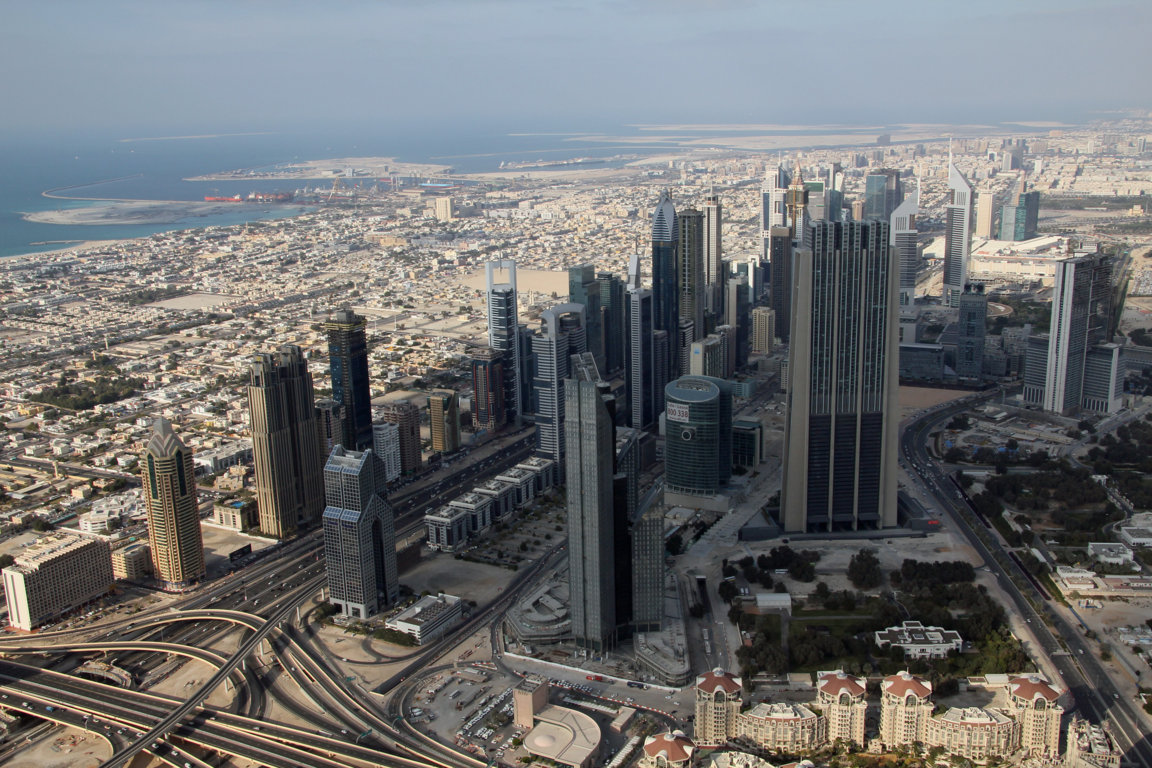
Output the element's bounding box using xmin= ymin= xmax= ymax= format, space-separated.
xmin=322 ymin=446 xmax=398 ymax=619
xmin=751 ymin=307 xmax=776 ymax=354
xmin=372 ymin=422 xmax=402 ymax=483
xmin=487 ymin=260 xmax=522 ymax=424
xmin=626 ymin=256 xmax=660 ymax=431
xmin=3 ymin=533 xmax=113 ymax=631
xmin=1024 ymin=249 xmax=1112 ymax=415
xmin=651 ymin=191 xmax=679 ymax=360
xmin=664 ymin=376 xmax=733 ymax=497
xmin=689 ymin=335 xmax=726 ymax=378
xmin=532 ymin=304 xmax=587 ymax=464
xmin=142 ymin=418 xmax=205 ymax=590
xmin=325 ymin=309 xmax=372 ymax=451
xmin=761 ymin=165 xmax=791 ymax=233
xmin=385 ymin=593 xmax=464 ymax=645
xmin=565 ymin=353 xmax=617 ymax=652
xmin=1082 ymin=344 xmax=1125 ymax=415
xmin=725 ymin=273 xmax=750 ymax=369
xmin=782 ymin=221 xmax=899 ymax=533
xmin=943 ymin=156 xmax=973 ymax=307
xmin=1000 ymin=189 xmax=1041 ymax=241
xmin=975 ymin=191 xmax=996 ymax=239
xmin=569 ymin=264 xmax=604 ymax=372
xmin=428 ymin=389 xmax=460 ymax=454
xmin=864 ymin=169 xmax=903 ymax=221
xmin=597 ymin=272 xmax=626 ymax=375
xmin=891 ymin=182 xmax=919 ymax=307
xmin=956 ymin=284 xmax=987 ymax=382
xmin=677 ymin=208 xmax=706 ymax=369
xmin=377 ymin=401 xmax=422 ymax=474
xmin=314 ymin=398 xmax=344 ymax=461
xmin=471 ymin=347 xmax=507 ymax=433
xmin=247 ymin=345 xmax=324 ymax=539
xmin=767 ymin=227 xmax=794 ymax=343
xmin=703 ymin=192 xmax=723 ymax=319
xmin=617 ymin=428 xmax=663 ymax=633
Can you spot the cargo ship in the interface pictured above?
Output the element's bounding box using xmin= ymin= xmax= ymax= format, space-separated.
xmin=204 ymin=195 xmax=243 ymax=203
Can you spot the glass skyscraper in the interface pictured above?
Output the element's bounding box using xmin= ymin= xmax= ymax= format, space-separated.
xmin=324 ymin=309 xmax=372 ymax=451
xmin=664 ymin=376 xmax=733 ymax=497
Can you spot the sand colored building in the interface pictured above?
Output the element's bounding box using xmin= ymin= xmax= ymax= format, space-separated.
xmin=816 ymin=670 xmax=867 ymax=747
xmin=735 ymin=702 xmax=827 ymax=754
xmin=694 ymin=668 xmax=743 ymax=746
xmin=640 ymin=732 xmax=695 ymax=768
xmin=2 ymin=532 xmax=113 ymax=631
xmin=1006 ymin=675 xmax=1063 ymax=757
xmin=926 ymin=707 xmax=1015 ymax=763
xmin=879 ymin=671 xmax=934 ymax=749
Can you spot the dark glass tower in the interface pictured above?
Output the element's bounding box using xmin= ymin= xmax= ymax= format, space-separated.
xmin=651 ymin=191 xmax=679 ymax=366
xmin=597 ymin=271 xmax=626 ymax=376
xmin=569 ymin=264 xmax=604 ymax=372
xmin=324 ymin=309 xmax=372 ymax=451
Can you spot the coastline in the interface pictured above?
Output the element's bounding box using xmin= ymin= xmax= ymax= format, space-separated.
xmin=4 ymin=239 xmax=135 ymax=262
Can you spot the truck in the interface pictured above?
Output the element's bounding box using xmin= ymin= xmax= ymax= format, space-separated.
xmin=586 ymin=674 xmax=604 ymax=682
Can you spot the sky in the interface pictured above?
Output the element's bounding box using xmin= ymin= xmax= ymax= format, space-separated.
xmin=2 ymin=0 xmax=1149 ymax=139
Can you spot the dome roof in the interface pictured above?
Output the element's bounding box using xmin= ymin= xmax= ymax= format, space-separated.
xmin=696 ymin=668 xmax=741 ymax=695
xmin=644 ymin=731 xmax=695 ymax=763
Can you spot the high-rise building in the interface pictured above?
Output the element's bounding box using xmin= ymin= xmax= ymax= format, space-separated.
xmin=616 ymin=427 xmax=663 ymax=633
xmin=377 ymin=401 xmax=422 ymax=474
xmin=569 ymin=264 xmax=604 ymax=372
xmin=1082 ymin=343 xmax=1125 ymax=415
xmin=767 ymin=227 xmax=794 ymax=343
xmin=1024 ymin=248 xmax=1113 ymax=415
xmin=651 ymin=192 xmax=679 ymax=361
xmin=142 ymin=418 xmax=205 ymax=590
xmin=487 ymin=260 xmax=522 ymax=424
xmin=371 ymin=422 xmax=402 ymax=484
xmin=1000 ymin=189 xmax=1041 ymax=241
xmin=975 ymin=191 xmax=996 ymax=239
xmin=694 ymin=670 xmax=744 ymax=747
xmin=761 ymin=165 xmax=791 ymax=233
xmin=428 ymin=390 xmax=460 ymax=454
xmin=817 ymin=672 xmax=868 ymax=747
xmin=532 ymin=304 xmax=587 ymax=464
xmin=626 ymin=255 xmax=660 ymax=431
xmin=879 ymin=673 xmax=934 ymax=750
xmin=956 ymin=284 xmax=988 ymax=383
xmin=943 ymin=156 xmax=973 ymax=307
xmin=689 ymin=335 xmax=726 ymax=378
xmin=864 ymin=170 xmax=903 ymax=222
xmin=248 ymin=345 xmax=324 ymax=539
xmin=3 ymin=533 xmax=113 ymax=631
xmin=565 ymin=353 xmax=617 ymax=652
xmin=891 ymin=182 xmax=919 ymax=307
xmin=314 ymin=398 xmax=344 ymax=462
xmin=725 ymin=273 xmax=750 ymax=370
xmin=664 ymin=376 xmax=733 ymax=498
xmin=597 ymin=272 xmax=627 ymax=375
xmin=325 ymin=309 xmax=372 ymax=451
xmin=471 ymin=347 xmax=507 ymax=433
xmin=322 ymin=446 xmax=398 ymax=619
xmin=703 ymin=193 xmax=723 ymax=320
xmin=751 ymin=307 xmax=776 ymax=354
xmin=677 ymin=208 xmax=705 ymax=373
xmin=782 ymin=221 xmax=899 ymax=533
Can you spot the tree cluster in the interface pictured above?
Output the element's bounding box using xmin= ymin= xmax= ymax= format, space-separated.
xmin=847 ymin=549 xmax=883 ymax=589
xmin=33 ymin=375 xmax=144 ymax=411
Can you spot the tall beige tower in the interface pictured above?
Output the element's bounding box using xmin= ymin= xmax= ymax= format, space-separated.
xmin=1006 ymin=676 xmax=1063 ymax=757
xmin=428 ymin=389 xmax=460 ymax=454
xmin=975 ymin=191 xmax=996 ymax=239
xmin=694 ymin=669 xmax=742 ymax=746
xmin=817 ymin=671 xmax=867 ymax=747
xmin=879 ymin=672 xmax=934 ymax=749
xmin=142 ymin=419 xmax=205 ymax=590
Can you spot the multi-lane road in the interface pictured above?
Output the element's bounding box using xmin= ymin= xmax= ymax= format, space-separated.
xmin=902 ymin=393 xmax=1152 ymax=768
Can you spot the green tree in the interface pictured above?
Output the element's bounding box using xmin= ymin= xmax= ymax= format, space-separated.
xmin=848 ymin=549 xmax=883 ymax=589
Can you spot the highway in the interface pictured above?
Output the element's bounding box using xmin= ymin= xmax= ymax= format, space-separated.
xmin=901 ymin=393 xmax=1152 ymax=768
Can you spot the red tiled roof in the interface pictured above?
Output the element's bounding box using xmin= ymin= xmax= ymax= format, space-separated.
xmin=1009 ymin=676 xmax=1059 ymax=702
xmin=696 ymin=668 xmax=741 ymax=695
xmin=819 ymin=672 xmax=865 ymax=697
xmin=883 ymin=672 xmax=932 ymax=698
xmin=644 ymin=732 xmax=695 ymax=763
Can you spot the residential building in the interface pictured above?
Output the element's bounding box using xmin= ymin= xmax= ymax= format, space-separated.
xmin=652 ymin=191 xmax=679 ymax=368
xmin=428 ymin=389 xmax=460 ymax=454
xmin=694 ymin=669 xmax=743 ymax=746
xmin=874 ymin=621 xmax=963 ymax=659
xmin=597 ymin=271 xmax=626 ymax=375
xmin=703 ymin=192 xmax=723 ymax=320
xmin=735 ymin=703 xmax=827 ymax=754
xmin=3 ymin=533 xmax=113 ymax=631
xmin=110 ymin=541 xmax=150 ymax=581
xmin=371 ymin=422 xmax=402 ymax=483
xmin=677 ymin=208 xmax=706 ymax=374
xmin=751 ymin=307 xmax=775 ymax=355
xmin=1006 ymin=676 xmax=1063 ymax=757
xmin=569 ymin=263 xmax=604 ymax=372
xmin=975 ymin=190 xmax=996 ymax=239
xmin=247 ymin=345 xmax=324 ymax=538
xmin=532 ymin=304 xmax=587 ymax=465
xmin=487 ymin=259 xmax=522 ymax=423
xmin=626 ymin=255 xmax=662 ymax=431
xmin=377 ymin=400 xmax=421 ymax=474
xmin=767 ymin=227 xmax=794 ymax=343
xmin=471 ymin=347 xmax=508 ymax=433
xmin=640 ymin=733 xmax=696 ymax=768
xmin=879 ymin=672 xmax=934 ymax=749
xmin=1065 ymin=716 xmax=1121 ymax=768
xmin=926 ymin=707 xmax=1014 ymax=763
xmin=816 ymin=671 xmax=867 ymax=747
xmin=142 ymin=418 xmax=205 ymax=590
xmin=315 ymin=398 xmax=344 ymax=460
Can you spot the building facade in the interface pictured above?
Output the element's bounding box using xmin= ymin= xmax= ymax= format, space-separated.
xmin=428 ymin=389 xmax=460 ymax=454
xmin=487 ymin=260 xmax=522 ymax=423
xmin=377 ymin=400 xmax=422 ymax=475
xmin=3 ymin=533 xmax=113 ymax=631
xmin=943 ymin=158 xmax=973 ymax=307
xmin=816 ymin=671 xmax=867 ymax=746
xmin=142 ymin=418 xmax=205 ymax=590
xmin=956 ymin=284 xmax=988 ymax=382
xmin=664 ymin=376 xmax=733 ymax=497
xmin=325 ymin=309 xmax=372 ymax=451
xmin=532 ymin=304 xmax=587 ymax=465
xmin=694 ymin=669 xmax=743 ymax=746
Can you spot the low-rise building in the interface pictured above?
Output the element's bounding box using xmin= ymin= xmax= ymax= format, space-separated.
xmin=735 ymin=702 xmax=826 ymax=754
xmin=874 ymin=621 xmax=963 ymax=659
xmin=425 ymin=504 xmax=470 ymax=551
xmin=213 ymin=498 xmax=258 ymax=531
xmin=385 ymin=593 xmax=463 ymax=645
xmin=3 ymin=532 xmax=113 ymax=631
xmin=110 ymin=541 xmax=151 ymax=581
xmin=1065 ymin=715 xmax=1121 ymax=768
xmin=925 ymin=707 xmax=1014 ymax=763
xmin=640 ymin=732 xmax=695 ymax=768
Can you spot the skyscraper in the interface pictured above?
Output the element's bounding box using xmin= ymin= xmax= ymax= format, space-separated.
xmin=314 ymin=398 xmax=344 ymax=462
xmin=677 ymin=207 xmax=705 ymax=373
xmin=142 ymin=418 xmax=205 ymax=590
xmin=471 ymin=347 xmax=507 ymax=433
xmin=597 ymin=272 xmax=626 ymax=375
xmin=487 ymin=260 xmax=522 ymax=424
xmin=651 ymin=191 xmax=679 ymax=361
xmin=626 ymin=255 xmax=660 ymax=431
xmin=247 ymin=345 xmax=325 ymax=539
xmin=751 ymin=307 xmax=776 ymax=354
xmin=761 ymin=165 xmax=791 ymax=233
xmin=782 ymin=221 xmax=899 ymax=533
xmin=1000 ymin=189 xmax=1041 ymax=241
xmin=532 ymin=304 xmax=587 ymax=464
xmin=703 ymin=192 xmax=723 ymax=320
xmin=943 ymin=155 xmax=973 ymax=307
xmin=891 ymin=182 xmax=919 ymax=307
xmin=565 ymin=353 xmax=616 ymax=652
xmin=1024 ymin=248 xmax=1113 ymax=415
xmin=767 ymin=227 xmax=794 ymax=343
xmin=325 ymin=309 xmax=372 ymax=451
xmin=956 ymin=284 xmax=987 ymax=382
xmin=864 ymin=169 xmax=903 ymax=221
xmin=569 ymin=264 xmax=604 ymax=372
xmin=371 ymin=422 xmax=402 ymax=484
xmin=615 ymin=427 xmax=663 ymax=634
xmin=725 ymin=272 xmax=750 ymax=370
xmin=428 ymin=389 xmax=460 ymax=454
xmin=664 ymin=376 xmax=733 ymax=498
xmin=975 ymin=191 xmax=996 ymax=239
xmin=377 ymin=400 xmax=421 ymax=474
xmin=322 ymin=446 xmax=398 ymax=619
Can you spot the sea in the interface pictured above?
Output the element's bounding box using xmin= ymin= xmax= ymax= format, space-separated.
xmin=0 ymin=122 xmax=908 ymax=260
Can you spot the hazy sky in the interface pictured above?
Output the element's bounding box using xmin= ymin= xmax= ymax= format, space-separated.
xmin=2 ymin=0 xmax=1149 ymax=138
